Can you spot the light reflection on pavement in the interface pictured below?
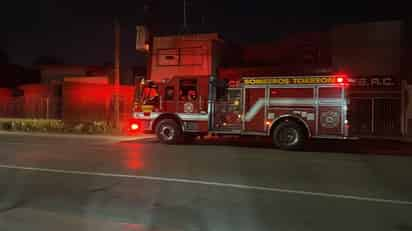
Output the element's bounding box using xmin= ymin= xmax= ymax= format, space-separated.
xmin=0 ymin=133 xmax=412 ymax=231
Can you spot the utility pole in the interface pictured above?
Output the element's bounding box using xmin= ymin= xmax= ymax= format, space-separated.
xmin=114 ymin=17 xmax=121 ymax=129
xmin=183 ymin=0 xmax=188 ymax=33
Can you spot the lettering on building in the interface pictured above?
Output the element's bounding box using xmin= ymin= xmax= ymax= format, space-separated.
xmin=351 ymin=76 xmax=396 ymax=88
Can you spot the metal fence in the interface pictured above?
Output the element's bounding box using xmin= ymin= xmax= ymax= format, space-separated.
xmin=0 ymin=97 xmax=62 ymax=119
xmin=0 ymin=96 xmax=62 ymax=119
xmin=0 ymin=95 xmax=133 ymax=123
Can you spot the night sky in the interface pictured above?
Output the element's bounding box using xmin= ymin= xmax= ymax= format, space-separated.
xmin=1 ymin=0 xmax=408 ymax=70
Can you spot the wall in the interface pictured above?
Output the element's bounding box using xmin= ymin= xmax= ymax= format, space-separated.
xmin=40 ymin=65 xmax=86 ymax=83
xmin=64 ymin=76 xmax=109 ymax=85
xmin=407 ymin=85 xmax=412 ymax=136
xmin=0 ymin=85 xmax=55 ymax=119
xmin=331 ymin=20 xmax=402 ymax=77
xmin=19 ymin=84 xmax=55 ymax=119
xmin=331 ymin=21 xmax=403 ymax=136
xmin=218 ymin=32 xmax=333 ymax=82
xmin=0 ymin=88 xmax=13 ymax=117
xmin=243 ymin=32 xmax=331 ymax=70
xmin=150 ymin=33 xmax=220 ymax=82
xmin=40 ymin=65 xmax=112 ymax=84
xmin=0 ymin=88 xmax=12 ymax=98
xmin=62 ymin=82 xmax=134 ymax=122
xmin=405 ymin=18 xmax=412 ymax=84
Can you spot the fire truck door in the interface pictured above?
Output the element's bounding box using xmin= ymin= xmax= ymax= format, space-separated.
xmin=244 ymin=88 xmax=266 ymax=133
xmin=163 ymin=84 xmax=177 ymax=112
xmin=177 ymin=78 xmax=201 ymax=113
xmin=176 ymin=78 xmax=210 ymax=133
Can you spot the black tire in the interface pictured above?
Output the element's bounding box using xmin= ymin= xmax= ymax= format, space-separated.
xmin=155 ymin=119 xmax=182 ymax=144
xmin=272 ymin=121 xmax=306 ymax=150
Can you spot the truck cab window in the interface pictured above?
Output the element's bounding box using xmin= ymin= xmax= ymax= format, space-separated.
xmin=141 ymin=83 xmax=159 ymax=106
xmin=179 ymin=79 xmax=197 ymax=101
xmin=165 ymin=86 xmax=175 ymax=100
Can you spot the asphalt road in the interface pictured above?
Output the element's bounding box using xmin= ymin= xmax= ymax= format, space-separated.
xmin=1 ymin=132 xmax=412 ymax=231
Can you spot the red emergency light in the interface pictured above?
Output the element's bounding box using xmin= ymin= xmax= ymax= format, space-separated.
xmin=126 ymin=120 xmax=141 ymax=136
xmin=130 ymin=123 xmax=139 ymax=131
xmin=335 ymin=74 xmax=348 ymax=86
xmin=128 ymin=119 xmax=140 ymax=131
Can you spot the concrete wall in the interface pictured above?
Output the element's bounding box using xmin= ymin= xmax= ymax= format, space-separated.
xmin=62 ymin=83 xmax=134 ymax=122
xmin=41 ymin=66 xmax=87 ymax=83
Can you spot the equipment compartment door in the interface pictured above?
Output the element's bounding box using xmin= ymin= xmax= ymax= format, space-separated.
xmin=244 ymin=88 xmax=266 ymax=133
xmin=317 ymin=106 xmax=343 ymax=135
xmin=212 ymin=88 xmax=242 ymax=131
xmin=317 ymin=87 xmax=344 ymax=136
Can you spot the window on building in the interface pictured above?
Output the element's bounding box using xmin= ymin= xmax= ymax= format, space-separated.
xmin=157 ymin=47 xmax=204 ymax=66
xmin=157 ymin=49 xmax=179 ymax=66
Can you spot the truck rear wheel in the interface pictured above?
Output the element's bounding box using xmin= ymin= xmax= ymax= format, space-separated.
xmin=272 ymin=121 xmax=306 ymax=150
xmin=155 ymin=119 xmax=182 ymax=144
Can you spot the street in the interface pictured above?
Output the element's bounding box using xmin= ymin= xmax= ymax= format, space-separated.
xmin=0 ymin=132 xmax=412 ymax=231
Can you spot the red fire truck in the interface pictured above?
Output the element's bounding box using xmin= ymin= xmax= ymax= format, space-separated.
xmin=130 ymin=74 xmax=349 ymax=150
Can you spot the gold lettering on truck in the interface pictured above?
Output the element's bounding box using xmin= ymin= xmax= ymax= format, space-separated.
xmin=243 ymin=77 xmax=336 ymax=85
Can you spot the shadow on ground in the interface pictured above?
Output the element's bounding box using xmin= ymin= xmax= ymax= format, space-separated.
xmin=123 ymin=136 xmax=412 ymax=156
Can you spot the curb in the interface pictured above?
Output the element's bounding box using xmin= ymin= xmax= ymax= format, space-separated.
xmin=0 ymin=130 xmax=156 ymax=141
xmin=354 ymin=135 xmax=412 ymax=143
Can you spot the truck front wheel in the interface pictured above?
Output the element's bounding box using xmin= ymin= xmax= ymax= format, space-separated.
xmin=272 ymin=121 xmax=306 ymax=150
xmin=155 ymin=119 xmax=182 ymax=144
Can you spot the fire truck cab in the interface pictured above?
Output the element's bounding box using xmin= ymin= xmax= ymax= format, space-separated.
xmin=132 ymin=74 xmax=349 ymax=150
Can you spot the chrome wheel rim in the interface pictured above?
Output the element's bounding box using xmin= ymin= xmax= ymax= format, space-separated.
xmin=278 ymin=127 xmax=299 ymax=146
xmin=160 ymin=125 xmax=175 ymax=141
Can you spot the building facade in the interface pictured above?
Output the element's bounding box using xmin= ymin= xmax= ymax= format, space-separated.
xmin=149 ymin=33 xmax=221 ymax=83
xmin=145 ymin=20 xmax=411 ymax=138
xmin=331 ymin=20 xmax=405 ymax=137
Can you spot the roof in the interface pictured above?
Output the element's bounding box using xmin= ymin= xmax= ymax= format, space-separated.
xmin=153 ymin=33 xmax=221 ymax=42
xmin=219 ymin=66 xmax=335 ymax=80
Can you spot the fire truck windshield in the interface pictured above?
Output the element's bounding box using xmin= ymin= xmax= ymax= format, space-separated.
xmin=141 ymin=85 xmax=159 ymax=105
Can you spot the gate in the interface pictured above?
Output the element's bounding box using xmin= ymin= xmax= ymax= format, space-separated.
xmin=349 ymin=97 xmax=401 ymax=136
xmin=374 ymin=98 xmax=401 ymax=136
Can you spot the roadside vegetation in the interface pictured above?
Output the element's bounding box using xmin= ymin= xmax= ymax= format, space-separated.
xmin=0 ymin=118 xmax=115 ymax=134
